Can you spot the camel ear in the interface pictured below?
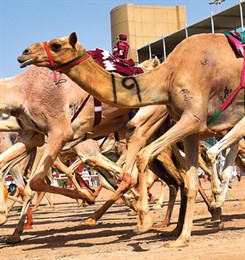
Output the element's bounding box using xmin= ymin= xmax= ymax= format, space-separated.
xmin=69 ymin=32 xmax=78 ymax=49
xmin=153 ymin=56 xmax=160 ymax=67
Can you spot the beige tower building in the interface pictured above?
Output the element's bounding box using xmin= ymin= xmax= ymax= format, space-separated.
xmin=110 ymin=4 xmax=186 ymax=63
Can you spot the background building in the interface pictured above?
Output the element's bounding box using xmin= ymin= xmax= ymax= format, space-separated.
xmin=137 ymin=1 xmax=245 ymax=63
xmin=110 ymin=4 xmax=186 ymax=62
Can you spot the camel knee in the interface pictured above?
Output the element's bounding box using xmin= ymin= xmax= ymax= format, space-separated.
xmin=121 ymin=173 xmax=136 ymax=189
xmin=184 ymin=185 xmax=198 ymax=200
xmin=62 ymin=129 xmax=74 ymax=144
xmin=29 ymin=178 xmax=45 ymax=192
xmin=136 ymin=152 xmax=149 ymax=172
xmin=206 ymin=148 xmax=218 ymax=165
xmin=125 ymin=122 xmax=136 ymax=140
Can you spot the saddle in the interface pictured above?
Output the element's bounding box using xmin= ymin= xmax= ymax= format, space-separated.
xmin=224 ymin=31 xmax=245 ymax=58
xmin=87 ymin=48 xmax=144 ymax=76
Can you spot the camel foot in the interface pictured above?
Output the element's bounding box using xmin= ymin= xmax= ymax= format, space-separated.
xmin=31 ymin=207 xmax=39 ymax=212
xmin=158 ymin=226 xmax=181 ymax=237
xmin=153 ymin=204 xmax=163 ymax=210
xmin=154 ymin=221 xmax=170 ymax=230
xmin=81 ymin=218 xmax=97 ymax=226
xmin=0 ymin=214 xmax=7 ymax=225
xmin=77 ymin=200 xmax=87 ymax=207
xmin=205 ymin=219 xmax=224 ymax=229
xmin=164 ymin=238 xmax=189 ymax=248
xmin=211 ymin=207 xmax=222 ymax=221
xmin=116 ymin=198 xmax=125 ymax=205
xmin=128 ymin=210 xmax=137 ymax=216
xmin=45 ymin=205 xmax=55 ymax=209
xmin=205 ymin=207 xmax=222 ymax=226
xmin=205 ymin=219 xmax=221 ymax=225
xmin=134 ymin=214 xmax=153 ymax=234
xmin=6 ymin=235 xmax=21 ymax=244
xmin=148 ymin=194 xmax=155 ymax=203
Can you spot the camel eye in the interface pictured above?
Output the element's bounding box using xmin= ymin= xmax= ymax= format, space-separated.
xmin=51 ymin=43 xmax=62 ymax=52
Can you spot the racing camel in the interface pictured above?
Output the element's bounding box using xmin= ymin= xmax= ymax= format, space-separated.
xmin=0 ymin=58 xmax=162 ymax=242
xmin=18 ymin=32 xmax=244 ymax=247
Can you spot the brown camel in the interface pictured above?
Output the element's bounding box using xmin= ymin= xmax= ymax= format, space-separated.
xmin=18 ymin=32 xmax=244 ymax=246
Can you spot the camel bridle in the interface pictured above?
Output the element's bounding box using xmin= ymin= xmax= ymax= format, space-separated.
xmin=43 ymin=41 xmax=90 ymax=84
xmin=43 ymin=42 xmax=102 ymax=125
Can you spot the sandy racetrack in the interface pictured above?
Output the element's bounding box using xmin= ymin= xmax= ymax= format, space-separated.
xmin=0 ymin=178 xmax=244 ymax=260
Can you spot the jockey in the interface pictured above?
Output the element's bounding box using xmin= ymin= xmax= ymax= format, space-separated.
xmin=113 ymin=34 xmax=129 ymax=61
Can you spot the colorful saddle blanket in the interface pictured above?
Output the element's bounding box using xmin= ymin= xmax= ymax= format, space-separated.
xmin=87 ymin=48 xmax=144 ymax=76
xmin=224 ymin=31 xmax=245 ymax=58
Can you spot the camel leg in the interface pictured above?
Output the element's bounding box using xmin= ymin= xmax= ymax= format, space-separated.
xmin=0 ymin=132 xmax=43 ymax=226
xmin=198 ymin=179 xmax=212 ymax=214
xmin=207 ymin=117 xmax=245 ymax=206
xmin=81 ymin=171 xmax=137 ymax=226
xmin=31 ymin=192 xmax=46 ymax=212
xmin=155 ymin=182 xmax=179 ymax=229
xmin=81 ymin=106 xmax=168 ymax=226
xmin=6 ymin=126 xmax=90 ymax=244
xmin=44 ymin=193 xmax=54 ymax=208
xmin=135 ymin=112 xmax=202 ymax=238
xmin=7 ymin=188 xmax=20 ymax=213
xmin=29 ymin=143 xmax=95 ymax=203
xmin=163 ymin=134 xmax=199 ymax=247
xmin=153 ymin=180 xmax=167 ymax=209
xmin=209 ymin=142 xmax=239 ymax=223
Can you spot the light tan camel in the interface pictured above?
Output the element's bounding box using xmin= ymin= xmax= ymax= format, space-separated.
xmin=18 ymin=32 xmax=244 ymax=247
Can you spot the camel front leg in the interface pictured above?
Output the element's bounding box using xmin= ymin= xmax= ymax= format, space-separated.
xmin=167 ymin=134 xmax=199 ymax=247
xmin=208 ymin=142 xmax=239 ymax=223
xmin=0 ymin=132 xmax=43 ymax=226
xmin=207 ymin=117 xmax=245 ymax=205
xmin=81 ymin=169 xmax=138 ymax=226
xmin=153 ymin=180 xmax=167 ymax=209
xmin=135 ymin=112 xmax=202 ymax=238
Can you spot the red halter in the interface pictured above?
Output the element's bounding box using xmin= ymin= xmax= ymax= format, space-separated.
xmin=43 ymin=41 xmax=90 ymax=84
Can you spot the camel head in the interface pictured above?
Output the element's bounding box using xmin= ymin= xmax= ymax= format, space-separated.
xmin=138 ymin=56 xmax=160 ymax=71
xmin=18 ymin=32 xmax=86 ymax=69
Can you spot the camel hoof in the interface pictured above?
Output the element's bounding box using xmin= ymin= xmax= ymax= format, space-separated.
xmin=153 ymin=204 xmax=163 ymax=210
xmin=6 ymin=236 xmax=21 ymax=244
xmin=46 ymin=205 xmax=55 ymax=210
xmin=205 ymin=217 xmax=222 ymax=227
xmin=154 ymin=222 xmax=169 ymax=230
xmin=81 ymin=218 xmax=97 ymax=226
xmin=0 ymin=214 xmax=7 ymax=225
xmin=127 ymin=210 xmax=137 ymax=216
xmin=138 ymin=242 xmax=150 ymax=251
xmin=135 ymin=215 xmax=153 ymax=234
xmin=164 ymin=239 xmax=189 ymax=248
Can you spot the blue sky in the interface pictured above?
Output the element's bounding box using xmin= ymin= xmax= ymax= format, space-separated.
xmin=0 ymin=0 xmax=241 ymax=77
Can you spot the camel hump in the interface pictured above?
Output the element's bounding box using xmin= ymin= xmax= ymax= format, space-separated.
xmin=224 ymin=31 xmax=245 ymax=58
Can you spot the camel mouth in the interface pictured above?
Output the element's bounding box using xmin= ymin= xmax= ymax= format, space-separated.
xmin=18 ymin=57 xmax=36 ymax=68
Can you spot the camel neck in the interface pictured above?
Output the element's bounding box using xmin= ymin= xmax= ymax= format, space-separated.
xmin=65 ymin=57 xmax=170 ymax=108
xmin=0 ymin=78 xmax=21 ymax=114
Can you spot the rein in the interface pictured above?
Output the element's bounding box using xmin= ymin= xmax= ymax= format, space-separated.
xmin=43 ymin=41 xmax=90 ymax=84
